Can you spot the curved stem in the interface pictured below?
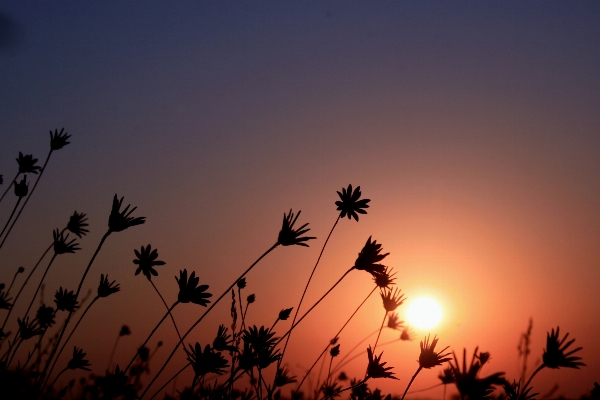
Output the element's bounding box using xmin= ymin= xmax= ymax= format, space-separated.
xmin=0 ymin=171 xmax=19 ymax=204
xmin=124 ymin=301 xmax=179 ymax=374
xmin=401 ymin=366 xmax=422 ymax=400
xmin=373 ymin=311 xmax=388 ymax=352
xmin=294 ymin=285 xmax=377 ymax=394
xmin=0 ymin=196 xmax=22 ymax=239
xmin=46 ymin=297 xmax=99 ymax=383
xmin=331 ymin=338 xmax=401 ymax=378
xmin=279 ymin=215 xmax=340 ymax=369
xmin=150 ymin=280 xmax=182 ymax=342
xmin=0 ymin=149 xmax=53 ymax=251
xmin=148 ymin=363 xmax=190 ymax=400
xmin=23 ymin=253 xmax=58 ymax=321
xmin=140 ymin=242 xmax=279 ymax=399
xmin=277 ymin=268 xmax=354 ymax=345
xmin=523 ymin=363 xmax=545 ymax=391
xmin=2 ymin=241 xmax=54 ymax=330
xmin=39 ymin=231 xmax=111 ymax=384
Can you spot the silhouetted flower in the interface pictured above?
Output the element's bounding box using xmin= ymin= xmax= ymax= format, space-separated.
xmin=14 ymin=176 xmax=28 ymax=197
xmin=503 ymin=380 xmax=538 ymax=400
xmin=386 ymin=313 xmax=403 ymax=331
xmin=0 ymin=285 xmax=12 ymax=310
xmin=247 ymin=294 xmax=256 ymax=304
xmin=119 ymin=325 xmax=131 ymax=336
xmin=50 ymin=128 xmax=71 ymax=150
xmin=108 ymin=194 xmax=146 ymax=233
xmin=18 ymin=266 xmax=24 ymax=273
xmin=449 ymin=348 xmax=505 ymax=398
xmin=18 ymin=316 xmax=44 ymax=340
xmin=353 ymin=237 xmax=389 ymax=278
xmin=278 ymin=307 xmax=293 ymax=321
xmin=54 ymin=287 xmax=79 ymax=312
xmin=380 ymin=287 xmax=405 ymax=312
xmin=373 ymin=266 xmax=396 ymax=289
xmin=213 ymin=325 xmax=236 ymax=352
xmin=366 ymin=346 xmax=397 ymax=379
xmin=187 ymin=343 xmax=229 ymax=377
xmin=400 ymin=327 xmax=414 ymax=341
xmin=16 ymin=152 xmax=41 ymax=174
xmin=479 ymin=351 xmax=490 ymax=366
xmin=321 ymin=381 xmax=343 ymax=398
xmin=330 ymin=344 xmax=340 ymax=357
xmin=241 ymin=325 xmax=281 ymax=369
xmin=418 ymin=335 xmax=451 ymax=369
xmin=335 ymin=184 xmax=370 ymax=221
xmin=274 ymin=366 xmax=297 ymax=387
xmin=67 ymin=347 xmax=91 ymax=371
xmin=277 ymin=209 xmax=316 ymax=247
xmin=53 ymin=229 xmax=80 ymax=254
xmin=350 ymin=378 xmax=369 ymax=398
xmin=138 ymin=346 xmax=150 ymax=362
xmin=98 ymin=274 xmax=120 ymax=298
xmin=237 ymin=277 xmax=247 ymax=289
xmin=96 ymin=365 xmax=135 ymax=399
xmin=176 ymin=269 xmax=212 ymax=306
xmin=133 ymin=244 xmax=165 ymax=280
xmin=591 ymin=382 xmax=600 ymax=400
xmin=36 ymin=304 xmax=56 ymax=329
xmin=67 ymin=211 xmax=89 ymax=237
xmin=438 ymin=367 xmax=454 ymax=384
xmin=542 ymin=327 xmax=585 ymax=369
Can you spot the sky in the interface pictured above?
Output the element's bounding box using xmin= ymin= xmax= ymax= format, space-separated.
xmin=1 ymin=1 xmax=599 ymax=398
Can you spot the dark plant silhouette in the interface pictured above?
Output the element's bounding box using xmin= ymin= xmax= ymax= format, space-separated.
xmin=176 ymin=269 xmax=212 ymax=306
xmin=503 ymin=380 xmax=538 ymax=400
xmin=98 ymin=274 xmax=121 ymax=298
xmin=54 ymin=287 xmax=79 ymax=312
xmin=187 ymin=343 xmax=229 ymax=377
xmin=0 ymin=284 xmax=12 ymax=310
xmin=277 ymin=209 xmax=316 ymax=247
xmin=36 ymin=304 xmax=56 ymax=329
xmin=373 ymin=288 xmax=406 ymax=350
xmin=353 ymin=236 xmax=389 ymax=278
xmin=366 ymin=346 xmax=397 ymax=380
xmin=134 ymin=245 xmax=166 ymax=281
xmin=66 ymin=211 xmax=89 ymax=238
xmin=108 ymin=194 xmax=146 ymax=233
xmin=448 ymin=348 xmax=505 ymax=399
xmin=49 ymin=127 xmax=71 ymax=151
xmin=336 ymin=184 xmax=370 ymax=221
xmin=591 ymin=382 xmax=600 ymax=400
xmin=401 ymin=335 xmax=451 ymax=400
xmin=0 ymin=176 xmax=28 ymax=240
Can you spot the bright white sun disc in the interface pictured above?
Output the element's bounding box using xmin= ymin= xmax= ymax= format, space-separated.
xmin=406 ymin=297 xmax=442 ymax=329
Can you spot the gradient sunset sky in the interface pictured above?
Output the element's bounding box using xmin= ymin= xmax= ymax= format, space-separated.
xmin=1 ymin=1 xmax=599 ymax=397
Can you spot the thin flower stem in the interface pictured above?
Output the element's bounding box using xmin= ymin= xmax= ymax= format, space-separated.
xmin=106 ymin=335 xmax=121 ymax=372
xmin=46 ymin=297 xmax=99 ymax=383
xmin=0 ymin=196 xmax=22 ymax=239
xmin=2 ymin=240 xmax=55 ymax=330
xmin=332 ymin=328 xmax=378 ymax=374
xmin=313 ymin=348 xmax=328 ymax=399
xmin=148 ymin=363 xmax=190 ymax=400
xmin=523 ymin=363 xmax=545 ymax=391
xmin=21 ymin=330 xmax=46 ymax=371
xmin=237 ymin=287 xmax=245 ymax=331
xmin=6 ymin=338 xmax=23 ymax=369
xmin=373 ymin=311 xmax=388 ymax=352
xmin=0 ymin=149 xmax=53 ymax=251
xmin=40 ymin=231 xmax=111 ymax=384
xmin=150 ymin=280 xmax=183 ymax=342
xmin=331 ymin=338 xmax=401 ymax=377
xmin=294 ymin=285 xmax=377 ymax=394
xmin=279 ymin=215 xmax=340 ymax=370
xmin=0 ymin=171 xmax=19 ymax=204
xmin=6 ymin=266 xmax=22 ymax=296
xmin=23 ymin=253 xmax=58 ymax=321
xmin=401 ymin=366 xmax=423 ymax=400
xmin=277 ymin=267 xmax=354 ymax=345
xmin=406 ymin=382 xmax=443 ymax=394
xmin=326 ymin=378 xmax=369 ymax=400
xmin=140 ymin=242 xmax=279 ymax=399
xmin=124 ymin=301 xmax=179 ymax=374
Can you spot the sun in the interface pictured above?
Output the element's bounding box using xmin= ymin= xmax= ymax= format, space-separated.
xmin=406 ymin=297 xmax=443 ymax=330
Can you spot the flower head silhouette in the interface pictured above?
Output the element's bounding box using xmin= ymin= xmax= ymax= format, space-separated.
xmin=366 ymin=346 xmax=397 ymax=379
xmin=418 ymin=335 xmax=451 ymax=369
xmin=277 ymin=209 xmax=316 ymax=247
xmin=108 ymin=194 xmax=146 ymax=233
xmin=67 ymin=347 xmax=92 ymax=371
xmin=321 ymin=381 xmax=343 ymax=398
xmin=353 ymin=236 xmax=389 ymax=278
xmin=373 ymin=266 xmax=396 ymax=289
xmin=54 ymin=287 xmax=79 ymax=312
xmin=187 ymin=343 xmax=229 ymax=377
xmin=0 ymin=284 xmax=12 ymax=310
xmin=18 ymin=316 xmax=44 ymax=339
xmin=278 ymin=307 xmax=293 ymax=321
xmin=247 ymin=294 xmax=256 ymax=304
xmin=400 ymin=327 xmax=414 ymax=341
xmin=96 ymin=365 xmax=135 ymax=399
xmin=0 ymin=175 xmax=3 ymax=185
xmin=16 ymin=152 xmax=41 ymax=174
xmin=98 ymin=274 xmax=120 ymax=298
xmin=50 ymin=128 xmax=71 ymax=150
xmin=274 ymin=366 xmax=297 ymax=388
xmin=53 ymin=229 xmax=80 ymax=254
xmin=542 ymin=327 xmax=585 ymax=369
xmin=213 ymin=325 xmax=236 ymax=352
xmin=67 ymin=211 xmax=89 ymax=237
xmin=240 ymin=325 xmax=281 ymax=369
xmin=503 ymin=380 xmax=538 ymax=400
xmin=133 ymin=244 xmax=165 ymax=280
xmin=330 ymin=344 xmax=340 ymax=357
xmin=591 ymin=382 xmax=600 ymax=400
xmin=14 ymin=176 xmax=28 ymax=197
xmin=335 ymin=184 xmax=370 ymax=221
xmin=449 ymin=348 xmax=505 ymax=398
xmin=438 ymin=367 xmax=454 ymax=384
xmin=237 ymin=277 xmax=247 ymax=289
xmin=380 ymin=287 xmax=405 ymax=312
xmin=119 ymin=325 xmax=131 ymax=337
xmin=176 ymin=269 xmax=212 ymax=306
xmin=36 ymin=304 xmax=56 ymax=329
xmin=386 ymin=313 xmax=404 ymax=331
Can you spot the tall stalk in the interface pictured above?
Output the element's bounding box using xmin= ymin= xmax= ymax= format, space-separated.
xmin=372 ymin=311 xmax=388 ymax=352
xmin=139 ymin=243 xmax=279 ymax=399
xmin=23 ymin=254 xmax=58 ymax=321
xmin=0 ymin=196 xmax=22 ymax=239
xmin=400 ymin=366 xmax=422 ymax=400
